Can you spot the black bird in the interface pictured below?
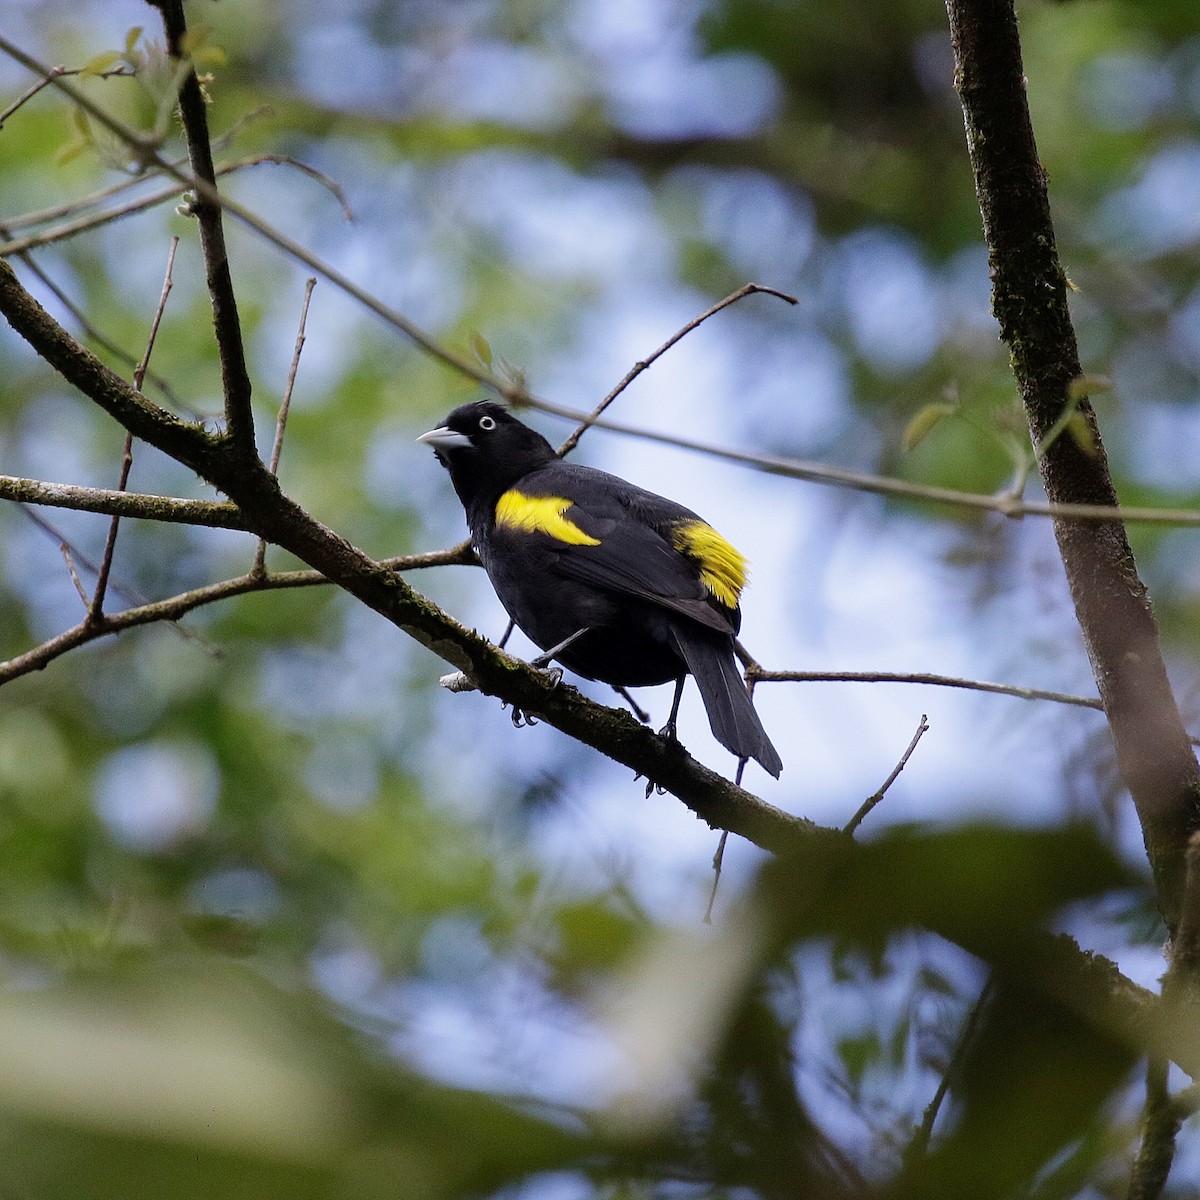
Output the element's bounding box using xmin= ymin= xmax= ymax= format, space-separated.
xmin=417 ymin=401 xmax=782 ymax=777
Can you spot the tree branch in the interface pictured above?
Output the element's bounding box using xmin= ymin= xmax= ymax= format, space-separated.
xmin=0 ymin=474 xmax=245 ymax=528
xmin=945 ymin=0 xmax=1200 ymax=933
xmin=148 ymin=0 xmax=256 ymax=451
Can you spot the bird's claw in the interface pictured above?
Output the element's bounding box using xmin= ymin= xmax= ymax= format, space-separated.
xmin=509 ymin=705 xmax=538 ymax=728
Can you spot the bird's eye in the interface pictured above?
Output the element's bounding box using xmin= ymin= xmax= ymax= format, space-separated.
xmin=478 ymin=415 xmax=496 ymax=431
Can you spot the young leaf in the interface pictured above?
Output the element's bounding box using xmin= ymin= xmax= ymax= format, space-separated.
xmin=80 ymin=50 xmax=122 ymax=78
xmin=55 ymin=137 xmax=87 ymax=166
xmin=1066 ymin=374 xmax=1111 ymax=403
xmin=902 ymin=402 xmax=956 ymax=453
xmin=470 ymin=331 xmax=494 ymax=370
xmin=1066 ymin=411 xmax=1097 ymax=456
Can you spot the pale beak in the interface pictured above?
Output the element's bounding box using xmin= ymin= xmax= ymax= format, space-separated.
xmin=416 ymin=425 xmax=471 ymax=451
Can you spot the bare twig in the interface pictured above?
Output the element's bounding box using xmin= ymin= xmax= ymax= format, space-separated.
xmin=0 ymin=543 xmax=477 ymax=687
xmin=703 ymin=830 xmax=730 ymax=926
xmin=86 ymin=431 xmax=134 ymax=623
xmin=1169 ymin=1080 xmax=1200 ymax=1122
xmin=54 ymin=531 xmax=91 ymax=605
xmin=703 ymin=669 xmax=764 ymax=923
xmin=3 ymin=241 xmax=188 ymax=408
xmin=254 ymin=276 xmax=316 ymax=573
xmin=0 ymin=62 xmax=133 ymax=131
xmin=844 ymin=714 xmax=930 ymax=836
xmin=556 ymin=283 xmax=799 ymax=458
xmin=748 ymin=667 xmax=1103 ymax=712
xmin=906 ymin=974 xmax=996 ymax=1161
xmin=0 ymin=64 xmax=67 ymax=128
xmin=535 ymin=397 xmax=1200 ymax=530
xmin=0 ymin=155 xmax=345 ymax=257
xmin=88 ymin=237 xmax=178 ymax=623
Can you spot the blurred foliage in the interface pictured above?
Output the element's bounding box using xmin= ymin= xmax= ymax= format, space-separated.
xmin=1 ymin=0 xmax=1199 ymax=1195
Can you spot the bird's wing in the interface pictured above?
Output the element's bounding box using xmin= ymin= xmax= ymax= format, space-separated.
xmin=504 ymin=465 xmax=741 ymax=635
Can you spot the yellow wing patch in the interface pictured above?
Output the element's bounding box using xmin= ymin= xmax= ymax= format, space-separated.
xmin=495 ymin=490 xmax=601 ymax=546
xmin=671 ymin=520 xmax=747 ymax=609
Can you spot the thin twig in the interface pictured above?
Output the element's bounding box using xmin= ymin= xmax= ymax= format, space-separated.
xmin=906 ymin=974 xmax=996 ymax=1161
xmin=4 ymin=240 xmax=188 ymax=408
xmin=21 ymin=506 xmax=146 ymax=611
xmin=0 ymin=63 xmax=132 ymax=130
xmin=0 ymin=35 xmax=498 ymax=389
xmin=535 ymin=397 xmax=1200 ymax=530
xmin=556 ymin=283 xmax=799 ymax=458
xmin=0 ymin=64 xmax=67 ymax=128
xmin=254 ymin=276 xmax=316 ymax=573
xmin=0 ymin=543 xmax=477 ymax=687
xmin=57 ymin=537 xmax=90 ymax=605
xmin=703 ymin=830 xmax=730 ymax=926
xmin=703 ymin=668 xmax=764 ymax=923
xmin=748 ymin=667 xmax=1103 ymax=712
xmin=20 ymin=503 xmax=219 ymax=654
xmin=844 ymin=714 xmax=930 ymax=836
xmin=86 ymin=431 xmax=134 ymax=623
xmin=0 ymin=156 xmax=343 ymax=257
xmin=88 ymin=237 xmax=178 ymax=624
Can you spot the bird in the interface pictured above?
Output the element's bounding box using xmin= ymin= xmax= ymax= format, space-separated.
xmin=417 ymin=400 xmax=782 ymax=777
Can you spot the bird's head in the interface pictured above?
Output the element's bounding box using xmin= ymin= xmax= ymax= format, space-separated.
xmin=417 ymin=401 xmax=556 ymax=510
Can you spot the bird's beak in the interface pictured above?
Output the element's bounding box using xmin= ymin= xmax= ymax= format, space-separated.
xmin=416 ymin=425 xmax=471 ymax=452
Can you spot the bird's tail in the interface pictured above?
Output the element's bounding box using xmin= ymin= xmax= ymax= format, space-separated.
xmin=670 ymin=627 xmax=783 ymax=778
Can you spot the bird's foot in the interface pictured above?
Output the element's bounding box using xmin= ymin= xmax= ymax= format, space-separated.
xmin=507 ymin=703 xmax=541 ymax=728
xmin=657 ymin=717 xmax=679 ymax=745
xmin=537 ymin=664 xmax=564 ymax=687
xmin=508 ymin=663 xmax=563 ymax=727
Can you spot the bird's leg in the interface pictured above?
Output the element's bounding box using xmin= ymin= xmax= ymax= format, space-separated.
xmin=529 ymin=627 xmax=590 ymax=673
xmin=506 ymin=629 xmax=590 ymax=729
xmin=658 ymin=676 xmax=686 ymax=744
xmin=613 ymin=686 xmax=650 ymax=723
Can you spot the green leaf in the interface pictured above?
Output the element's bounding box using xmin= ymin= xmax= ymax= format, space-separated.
xmin=902 ymin=402 xmax=956 ymax=453
xmin=1065 ymin=411 xmax=1097 ymax=455
xmin=55 ymin=136 xmax=87 ymax=166
xmin=80 ymin=50 xmax=122 ymax=78
xmin=1067 ymin=374 xmax=1110 ymax=403
xmin=469 ymin=331 xmax=493 ymax=369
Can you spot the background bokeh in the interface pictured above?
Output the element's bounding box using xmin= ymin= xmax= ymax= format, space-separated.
xmin=2 ymin=0 xmax=1199 ymax=1194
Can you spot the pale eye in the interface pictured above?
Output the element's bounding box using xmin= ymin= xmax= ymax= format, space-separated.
xmin=478 ymin=415 xmax=496 ymax=431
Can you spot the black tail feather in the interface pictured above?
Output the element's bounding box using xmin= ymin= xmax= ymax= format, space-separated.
xmin=670 ymin=626 xmax=783 ymax=778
